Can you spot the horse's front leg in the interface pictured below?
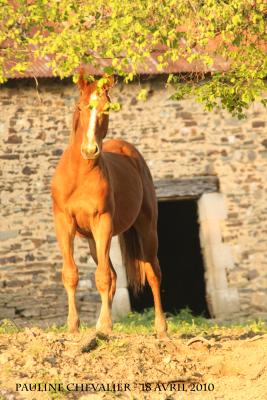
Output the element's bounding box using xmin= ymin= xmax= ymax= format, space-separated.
xmin=88 ymin=238 xmax=117 ymax=305
xmin=53 ymin=209 xmax=79 ymax=333
xmin=93 ymin=213 xmax=114 ymax=335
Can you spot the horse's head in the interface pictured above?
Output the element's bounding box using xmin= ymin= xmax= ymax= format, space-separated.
xmin=75 ymin=74 xmax=114 ymax=160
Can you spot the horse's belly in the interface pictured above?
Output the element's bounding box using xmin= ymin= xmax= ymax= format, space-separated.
xmin=112 ymin=195 xmax=142 ymax=236
xmin=111 ymin=171 xmax=143 ymax=236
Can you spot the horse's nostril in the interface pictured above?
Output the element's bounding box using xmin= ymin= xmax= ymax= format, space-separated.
xmin=81 ymin=144 xmax=99 ymax=159
xmin=92 ymin=145 xmax=98 ymax=154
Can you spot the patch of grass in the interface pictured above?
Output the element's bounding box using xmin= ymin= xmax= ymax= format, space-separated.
xmin=113 ymin=308 xmax=212 ymax=335
xmin=102 ymin=338 xmax=129 ymax=356
xmin=46 ymin=322 xmax=93 ymax=333
xmin=46 ymin=324 xmax=68 ymax=333
xmin=0 ymin=319 xmax=20 ymax=334
xmin=114 ymin=308 xmax=158 ymax=334
xmin=23 ymin=308 xmax=267 ymax=338
xmin=113 ymin=308 xmax=267 ymax=337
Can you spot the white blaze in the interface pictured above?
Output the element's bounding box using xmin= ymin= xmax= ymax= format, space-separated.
xmin=87 ymin=92 xmax=98 ymax=144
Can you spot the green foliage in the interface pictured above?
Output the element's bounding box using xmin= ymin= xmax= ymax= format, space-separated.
xmin=44 ymin=308 xmax=267 ymax=337
xmin=113 ymin=308 xmax=267 ymax=336
xmin=137 ymin=88 xmax=149 ymax=101
xmin=0 ymin=319 xmax=20 ymax=334
xmin=0 ymin=0 xmax=266 ymax=115
xmin=2 ymin=311 xmax=267 ymax=337
xmin=113 ymin=308 xmax=212 ymax=335
xmin=46 ymin=322 xmax=90 ymax=333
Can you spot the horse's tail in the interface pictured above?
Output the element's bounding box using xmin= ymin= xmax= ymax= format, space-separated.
xmin=118 ymin=226 xmax=146 ymax=294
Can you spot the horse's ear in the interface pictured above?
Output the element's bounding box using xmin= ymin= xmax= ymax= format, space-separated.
xmin=77 ymin=69 xmax=89 ymax=92
xmin=103 ymin=75 xmax=115 ymax=91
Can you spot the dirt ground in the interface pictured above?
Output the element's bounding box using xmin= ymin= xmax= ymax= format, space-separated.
xmin=0 ymin=328 xmax=267 ymax=400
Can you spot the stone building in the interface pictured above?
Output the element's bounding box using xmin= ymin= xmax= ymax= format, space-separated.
xmin=0 ymin=75 xmax=266 ymax=327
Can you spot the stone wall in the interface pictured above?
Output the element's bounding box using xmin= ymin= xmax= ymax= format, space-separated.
xmin=0 ymin=77 xmax=266 ymax=326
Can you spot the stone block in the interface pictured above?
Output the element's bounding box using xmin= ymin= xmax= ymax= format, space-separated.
xmin=198 ymin=193 xmax=228 ymax=222
xmin=209 ymin=288 xmax=240 ymax=318
xmin=246 ymin=269 xmax=259 ymax=280
xmin=20 ymin=308 xmax=41 ymax=318
xmin=78 ymin=279 xmax=92 ymax=290
xmin=252 ymin=120 xmax=265 ymax=128
xmin=199 ymin=220 xmax=222 ymax=245
xmin=251 ymin=292 xmax=267 ymax=311
xmin=112 ymin=288 xmax=131 ymax=320
xmin=211 ymin=267 xmax=228 ymax=290
xmin=110 ymin=236 xmax=128 ymax=288
xmin=0 ymin=231 xmax=19 ymax=241
xmin=0 ymin=307 xmax=16 ymax=319
xmin=210 ymin=244 xmax=235 ymax=270
xmin=109 ymin=236 xmax=123 ymax=265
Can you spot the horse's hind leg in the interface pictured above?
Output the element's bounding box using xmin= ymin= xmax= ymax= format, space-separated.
xmin=144 ymin=256 xmax=167 ymax=337
xmin=54 ymin=210 xmax=79 ymax=333
xmin=134 ymin=218 xmax=167 ymax=337
xmin=144 ymin=253 xmax=167 ymax=337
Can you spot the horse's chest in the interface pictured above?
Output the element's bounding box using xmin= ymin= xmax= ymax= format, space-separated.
xmin=73 ymin=207 xmax=93 ymax=233
xmin=67 ymin=187 xmax=108 ymax=233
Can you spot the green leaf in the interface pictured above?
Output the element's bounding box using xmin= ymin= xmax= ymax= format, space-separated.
xmin=0 ymin=0 xmax=266 ymax=117
xmin=137 ymin=88 xmax=148 ymax=101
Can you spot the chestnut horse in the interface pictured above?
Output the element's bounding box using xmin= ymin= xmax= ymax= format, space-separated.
xmin=51 ymin=74 xmax=167 ymax=337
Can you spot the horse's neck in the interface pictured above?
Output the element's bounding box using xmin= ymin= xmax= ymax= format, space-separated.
xmin=69 ymin=126 xmax=83 ymax=148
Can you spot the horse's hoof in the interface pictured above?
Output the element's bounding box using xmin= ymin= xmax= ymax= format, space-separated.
xmin=68 ymin=327 xmax=79 ymax=334
xmin=156 ymin=331 xmax=169 ymax=339
xmin=155 ymin=319 xmax=168 ymax=339
xmin=95 ymin=320 xmax=112 ymax=336
xmin=67 ymin=318 xmax=80 ymax=334
xmin=68 ymin=324 xmax=80 ymax=334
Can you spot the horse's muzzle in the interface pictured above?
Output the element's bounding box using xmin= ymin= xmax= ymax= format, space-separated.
xmin=81 ymin=144 xmax=100 ymax=160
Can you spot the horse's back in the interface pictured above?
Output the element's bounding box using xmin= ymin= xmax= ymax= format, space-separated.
xmin=103 ymin=138 xmax=142 ymax=161
xmin=103 ymin=139 xmax=153 ymax=183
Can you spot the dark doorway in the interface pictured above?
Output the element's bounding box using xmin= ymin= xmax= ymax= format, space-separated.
xmin=129 ymin=199 xmax=210 ymax=317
